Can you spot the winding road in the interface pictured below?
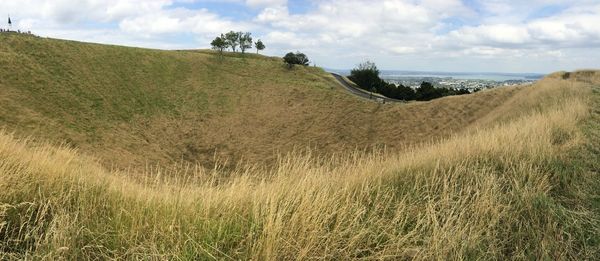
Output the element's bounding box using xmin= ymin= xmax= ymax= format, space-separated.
xmin=330 ymin=73 xmax=406 ymax=103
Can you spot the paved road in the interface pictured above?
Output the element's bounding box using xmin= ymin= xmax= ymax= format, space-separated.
xmin=330 ymin=73 xmax=406 ymax=103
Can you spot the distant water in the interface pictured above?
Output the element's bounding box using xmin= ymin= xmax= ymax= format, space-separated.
xmin=328 ymin=69 xmax=544 ymax=82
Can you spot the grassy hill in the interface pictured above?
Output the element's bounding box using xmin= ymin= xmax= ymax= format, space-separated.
xmin=1 ymin=33 xmax=521 ymax=169
xmin=0 ymin=70 xmax=598 ymax=259
xmin=1 ymin=33 xmax=599 ymax=259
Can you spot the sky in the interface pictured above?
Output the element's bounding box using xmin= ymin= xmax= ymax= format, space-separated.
xmin=1 ymin=0 xmax=600 ymax=73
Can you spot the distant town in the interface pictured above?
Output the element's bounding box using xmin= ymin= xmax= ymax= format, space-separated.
xmin=381 ymin=76 xmax=539 ymax=92
xmin=329 ymin=69 xmax=544 ymax=92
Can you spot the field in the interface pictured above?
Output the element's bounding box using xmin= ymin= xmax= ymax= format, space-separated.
xmin=1 ymin=33 xmax=599 ymax=259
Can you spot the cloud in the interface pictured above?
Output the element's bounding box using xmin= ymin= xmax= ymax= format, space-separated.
xmin=1 ymin=0 xmax=250 ymax=48
xmin=390 ymin=46 xmax=417 ymax=55
xmin=1 ymin=0 xmax=599 ymax=72
xmin=119 ymin=8 xmax=248 ymax=36
xmin=249 ymin=0 xmax=477 ymax=68
xmin=445 ymin=6 xmax=600 ymax=49
xmin=449 ymin=24 xmax=532 ymax=46
xmin=256 ymin=6 xmax=288 ymax=23
xmin=245 ymin=0 xmax=287 ymax=8
xmin=0 ymin=0 xmax=174 ymax=23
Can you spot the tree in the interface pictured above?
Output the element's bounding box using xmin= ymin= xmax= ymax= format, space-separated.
xmin=283 ymin=52 xmax=298 ymax=69
xmin=255 ymin=39 xmax=265 ymax=54
xmin=283 ymin=52 xmax=310 ymax=69
xmin=295 ymin=52 xmax=309 ymax=66
xmin=416 ymin=81 xmax=443 ymax=101
xmin=210 ymin=34 xmax=228 ymax=56
xmin=239 ymin=32 xmax=253 ymax=54
xmin=225 ymin=31 xmax=240 ymax=52
xmin=454 ymin=88 xmax=471 ymax=95
xmin=348 ymin=61 xmax=381 ymax=91
xmin=344 ymin=61 xmax=470 ymax=101
xmin=395 ymin=84 xmax=416 ymax=100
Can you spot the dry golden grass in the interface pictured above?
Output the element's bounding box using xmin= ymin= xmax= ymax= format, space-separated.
xmin=1 ymin=71 xmax=599 ymax=259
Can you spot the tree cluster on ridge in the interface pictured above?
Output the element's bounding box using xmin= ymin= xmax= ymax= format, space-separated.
xmin=210 ymin=31 xmax=266 ymax=56
xmin=349 ymin=61 xmax=472 ymax=101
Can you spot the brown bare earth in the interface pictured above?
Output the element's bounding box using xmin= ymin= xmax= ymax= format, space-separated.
xmin=1 ymin=33 xmax=522 ymax=169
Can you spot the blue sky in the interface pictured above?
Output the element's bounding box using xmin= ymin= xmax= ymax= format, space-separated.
xmin=2 ymin=0 xmax=600 ymax=73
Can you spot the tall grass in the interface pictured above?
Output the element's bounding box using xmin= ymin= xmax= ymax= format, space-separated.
xmin=1 ymin=74 xmax=599 ymax=259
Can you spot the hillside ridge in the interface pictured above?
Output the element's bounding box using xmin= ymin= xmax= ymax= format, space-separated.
xmin=1 ymin=34 xmax=527 ymax=168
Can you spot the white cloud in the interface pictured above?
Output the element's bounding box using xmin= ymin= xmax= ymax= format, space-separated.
xmin=449 ymin=24 xmax=532 ymax=46
xmin=1 ymin=0 xmax=599 ymax=72
xmin=245 ymin=0 xmax=287 ymax=8
xmin=256 ymin=6 xmax=289 ymax=23
xmin=119 ymin=8 xmax=247 ymax=35
xmin=444 ymin=6 xmax=600 ymax=49
xmin=1 ymin=0 xmax=174 ymax=23
xmin=390 ymin=46 xmax=417 ymax=55
xmin=1 ymin=0 xmax=250 ymax=49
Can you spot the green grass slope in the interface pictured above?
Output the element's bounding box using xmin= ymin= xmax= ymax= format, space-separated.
xmin=1 ymin=33 xmax=522 ymax=169
xmin=0 ymin=34 xmax=337 ymax=167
